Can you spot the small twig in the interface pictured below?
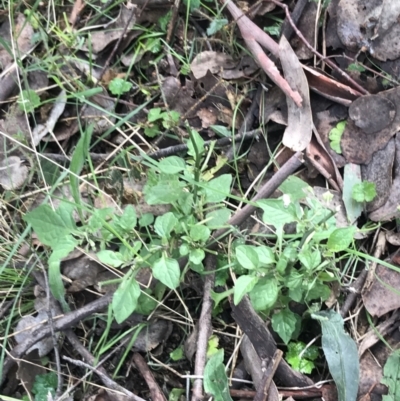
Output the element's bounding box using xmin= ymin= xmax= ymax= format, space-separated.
xmin=191 ymin=254 xmax=217 ymax=401
xmin=254 ymin=350 xmax=283 ymax=401
xmin=210 ymin=151 xmax=304 ymax=247
xmin=63 ymin=356 xmax=145 ymax=401
xmin=145 ymin=129 xmax=262 ymax=159
xmin=132 ymin=353 xmax=168 ymax=401
xmin=1 ymin=292 xmax=113 ymax=385
xmin=267 ymin=0 xmax=369 ymax=95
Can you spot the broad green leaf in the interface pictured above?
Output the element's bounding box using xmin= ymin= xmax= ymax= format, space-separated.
xmin=271 ymin=309 xmax=298 ymax=345
xmin=210 ymin=125 xmax=231 ymax=137
xmin=312 ymin=310 xmax=359 ymax=401
xmin=158 ymin=156 xmax=186 ymax=174
xmin=305 ymin=282 xmax=331 ymax=302
xmin=327 ymin=226 xmax=356 ymax=252
xmin=234 ymin=275 xmax=258 ymax=305
xmin=343 ymin=163 xmax=363 ymax=223
xmin=254 ymin=245 xmax=275 ymax=265
xmin=189 ymin=248 xmax=205 ymax=264
xmin=154 ymin=212 xmax=178 ymax=238
xmin=183 ymin=0 xmax=200 ymax=11
xmin=235 ymin=245 xmax=259 ymax=270
xmin=286 ymin=342 xmax=318 ymax=374
xmin=190 ymin=225 xmax=211 ymax=242
xmin=148 ymin=107 xmax=162 ymax=122
xmin=112 ymin=276 xmax=140 ymax=323
xmin=206 ymin=208 xmax=231 ymax=228
xmin=207 ymin=19 xmax=228 ymax=36
xmin=153 ymin=256 xmax=180 ymax=289
xmin=97 ymin=250 xmax=125 ymax=267
xmin=54 ymin=201 xmax=76 ymax=232
xmin=298 ymin=249 xmax=321 ymax=271
xmin=109 ymin=78 xmax=132 ymax=95
xmin=18 ymin=89 xmax=40 ymax=113
xmin=381 ymin=349 xmax=400 ymax=401
xmin=187 ymin=129 xmax=205 ymax=157
xmin=352 ymin=181 xmax=377 ymax=203
xmin=203 ymin=174 xmax=232 ymax=203
xmin=135 ymin=290 xmax=157 ymax=315
xmin=279 ymin=176 xmax=309 ymax=201
xmin=48 ymin=235 xmax=77 ymax=310
xmin=204 ymin=350 xmax=233 ymax=401
xmin=257 ymin=199 xmax=298 ymax=228
xmin=144 ymin=180 xmax=185 ymax=205
xmin=169 ymin=388 xmax=185 ymax=401
xmin=139 ymin=213 xmax=154 ymax=227
xmin=116 ymin=205 xmax=137 ymax=231
xmin=24 ymin=204 xmax=73 ymax=247
xmin=249 ymin=277 xmax=279 ymax=310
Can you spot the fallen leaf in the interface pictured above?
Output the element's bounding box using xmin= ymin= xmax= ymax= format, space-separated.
xmin=0 ymin=155 xmax=28 ymax=190
xmin=279 ymin=36 xmax=312 ymax=151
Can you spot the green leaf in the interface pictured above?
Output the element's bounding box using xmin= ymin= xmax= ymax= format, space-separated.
xmin=135 ymin=290 xmax=157 ymax=315
xmin=139 ymin=213 xmax=154 ymax=227
xmin=207 ymin=335 xmax=220 ymax=357
xmin=113 ymin=276 xmax=140 ymax=324
xmin=381 ymin=349 xmax=400 ymax=401
xmin=204 ymin=350 xmax=233 ymax=401
xmin=115 ymin=205 xmax=137 ymax=231
xmin=170 ymin=346 xmax=185 ymax=361
xmin=271 ymin=309 xmax=298 ymax=345
xmin=190 ymin=225 xmax=211 ymax=242
xmin=144 ymin=179 xmax=185 ymax=205
xmin=32 ymin=372 xmax=57 ymax=401
xmin=210 ymin=125 xmax=231 ymax=137
xmin=329 ymin=120 xmax=346 ymax=154
xmin=312 ymin=310 xmax=359 ymax=401
xmin=97 ymin=250 xmax=125 ymax=267
xmin=203 ymin=174 xmax=232 ymax=203
xmin=342 ymin=163 xmax=363 ymax=223
xmin=249 ymin=277 xmax=279 ymax=310
xmin=234 ymin=275 xmax=258 ymax=305
xmin=169 ymin=388 xmax=185 ymax=401
xmin=153 ymin=256 xmax=180 ymax=289
xmin=327 ymin=226 xmax=356 ymax=252
xmin=108 ymin=78 xmax=132 ymax=95
xmin=154 ymin=212 xmax=178 ymax=238
xmin=17 ymin=89 xmax=40 ymax=113
xmin=298 ymin=249 xmax=321 ymax=271
xmin=279 ymin=176 xmax=309 ymax=201
xmin=286 ymin=342 xmax=318 ymax=374
xmin=161 ymin=110 xmax=180 ymax=128
xmin=187 ymin=129 xmax=205 ymax=157
xmin=352 ymin=181 xmax=377 ymax=203
xmin=24 ymin=204 xmax=74 ymax=247
xmin=158 ymin=156 xmax=186 ymax=174
xmin=148 ymin=107 xmax=163 ymax=122
xmin=189 ymin=248 xmax=205 ymax=264
xmin=182 ymin=0 xmax=200 ymax=11
xmin=48 ymin=235 xmax=77 ymax=311
xmin=235 ymin=245 xmax=259 ymax=270
xmin=264 ymin=23 xmax=281 ymax=37
xmin=253 ymin=246 xmax=275 ymax=265
xmin=347 ymin=63 xmax=366 ymax=72
xmin=206 ymin=208 xmax=231 ymax=228
xmin=257 ymin=199 xmax=298 ymax=228
xmin=207 ymin=19 xmax=228 ymax=36
xmin=145 ymin=126 xmax=159 ymax=138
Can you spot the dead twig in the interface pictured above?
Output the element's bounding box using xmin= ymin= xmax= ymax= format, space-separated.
xmin=267 ymin=0 xmax=369 ymax=95
xmin=254 ymin=350 xmax=283 ymax=401
xmin=191 ymin=254 xmax=217 ymax=401
xmin=132 ymin=353 xmax=168 ymax=401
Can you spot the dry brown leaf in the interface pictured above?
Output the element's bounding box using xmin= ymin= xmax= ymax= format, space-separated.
xmin=0 ymin=155 xmax=28 ymax=190
xmin=279 ymin=36 xmax=312 ymax=151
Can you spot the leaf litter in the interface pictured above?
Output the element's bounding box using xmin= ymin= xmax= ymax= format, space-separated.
xmin=3 ymin=0 xmax=400 ymax=400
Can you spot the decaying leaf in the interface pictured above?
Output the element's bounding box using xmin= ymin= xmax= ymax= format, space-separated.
xmin=190 ymin=51 xmax=258 ymax=80
xmin=0 ymin=155 xmax=28 ymax=190
xmin=279 ymin=36 xmax=312 ymax=151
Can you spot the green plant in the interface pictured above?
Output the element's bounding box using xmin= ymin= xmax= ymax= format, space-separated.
xmin=17 ymin=89 xmax=41 ymax=113
xmin=144 ymin=107 xmax=181 ymax=137
xmin=285 ymin=341 xmax=319 ymax=374
xmin=381 ymin=349 xmax=400 ymax=401
xmin=329 ymin=120 xmax=346 ymax=154
xmin=108 ymin=77 xmax=132 ymax=95
xmin=31 ymin=372 xmax=57 ymax=401
xmin=352 ymin=181 xmax=377 ymax=203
